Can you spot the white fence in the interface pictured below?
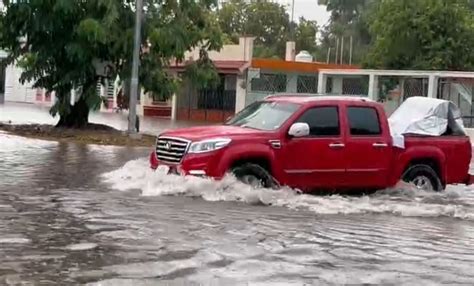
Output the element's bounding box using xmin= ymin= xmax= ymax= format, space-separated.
xmin=317 ymin=69 xmax=474 ymax=127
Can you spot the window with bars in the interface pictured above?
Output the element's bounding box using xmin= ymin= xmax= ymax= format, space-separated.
xmin=297 ymin=75 xmax=318 ymax=93
xmin=251 ymin=73 xmax=287 ymax=93
xmin=404 ymin=78 xmax=428 ymax=98
xmin=342 ymin=77 xmax=369 ymax=95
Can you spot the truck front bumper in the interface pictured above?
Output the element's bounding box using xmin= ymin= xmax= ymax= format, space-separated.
xmin=149 ymin=150 xmax=225 ymax=179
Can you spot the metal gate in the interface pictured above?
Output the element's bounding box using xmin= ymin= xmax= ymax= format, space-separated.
xmin=177 ymin=75 xmax=236 ymax=122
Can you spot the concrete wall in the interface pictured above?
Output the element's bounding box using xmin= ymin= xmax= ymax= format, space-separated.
xmin=464 ymin=128 xmax=474 ymax=147
xmin=331 ymin=76 xmax=343 ymax=94
xmin=235 ymin=75 xmax=246 ymax=112
xmin=173 ymin=37 xmax=254 ymax=117
xmin=184 ymin=37 xmax=254 ymax=62
xmin=465 ymin=128 xmax=474 ymax=139
xmin=4 ymin=63 xmax=36 ymax=103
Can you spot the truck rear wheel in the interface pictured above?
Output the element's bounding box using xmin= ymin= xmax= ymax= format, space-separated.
xmin=402 ymin=164 xmax=443 ymax=192
xmin=232 ymin=163 xmax=278 ymax=189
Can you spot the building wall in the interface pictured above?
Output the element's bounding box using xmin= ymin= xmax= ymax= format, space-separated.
xmin=35 ymin=89 xmax=56 ymax=106
xmin=175 ymin=73 xmax=238 ymax=122
xmin=4 ymin=63 xmax=36 ymax=103
xmin=168 ymin=37 xmax=254 ymax=120
xmin=235 ymin=75 xmax=246 ymax=113
xmin=171 ymin=37 xmax=254 ymax=119
xmin=184 ymin=37 xmax=254 ymax=62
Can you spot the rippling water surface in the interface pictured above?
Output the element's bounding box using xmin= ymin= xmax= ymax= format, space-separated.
xmin=1 ymin=133 xmax=474 ymax=285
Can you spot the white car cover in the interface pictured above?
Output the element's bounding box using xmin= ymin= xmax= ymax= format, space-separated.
xmin=388 ymin=96 xmax=466 ymax=148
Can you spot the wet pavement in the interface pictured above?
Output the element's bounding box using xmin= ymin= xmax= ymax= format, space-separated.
xmin=1 ymin=104 xmax=474 ymax=285
xmin=0 ymin=102 xmax=207 ymax=135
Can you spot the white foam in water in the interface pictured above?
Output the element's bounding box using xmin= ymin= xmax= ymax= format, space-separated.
xmin=102 ymin=158 xmax=474 ymax=220
xmin=0 ymin=237 xmax=31 ymax=244
xmin=65 ymin=243 xmax=98 ymax=251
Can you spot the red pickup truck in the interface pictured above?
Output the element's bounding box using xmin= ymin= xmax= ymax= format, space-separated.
xmin=150 ymin=95 xmax=472 ymax=192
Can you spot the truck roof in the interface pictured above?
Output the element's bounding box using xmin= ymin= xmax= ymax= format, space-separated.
xmin=265 ymin=93 xmax=375 ymax=105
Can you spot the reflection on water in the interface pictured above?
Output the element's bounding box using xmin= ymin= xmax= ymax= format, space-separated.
xmin=1 ymin=133 xmax=474 ymax=285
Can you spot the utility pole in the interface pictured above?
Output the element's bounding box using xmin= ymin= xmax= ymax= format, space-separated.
xmin=128 ymin=0 xmax=143 ymax=135
xmin=349 ymin=36 xmax=353 ymax=65
xmin=290 ymin=0 xmax=295 ymax=40
xmin=326 ymin=47 xmax=332 ymax=64
xmin=340 ymin=37 xmax=344 ymax=64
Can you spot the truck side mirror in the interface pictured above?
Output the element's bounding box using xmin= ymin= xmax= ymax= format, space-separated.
xmin=288 ymin=122 xmax=310 ymax=137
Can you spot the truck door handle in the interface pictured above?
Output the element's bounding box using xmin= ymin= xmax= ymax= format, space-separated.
xmin=329 ymin=143 xmax=345 ymax=149
xmin=373 ymin=143 xmax=388 ymax=148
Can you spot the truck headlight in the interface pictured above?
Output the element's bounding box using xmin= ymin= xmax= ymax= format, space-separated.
xmin=188 ymin=138 xmax=232 ymax=154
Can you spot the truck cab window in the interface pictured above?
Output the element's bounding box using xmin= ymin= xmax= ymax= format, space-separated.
xmin=226 ymin=101 xmax=299 ymax=131
xmin=347 ymin=107 xmax=381 ymax=135
xmin=296 ymin=106 xmax=340 ymax=136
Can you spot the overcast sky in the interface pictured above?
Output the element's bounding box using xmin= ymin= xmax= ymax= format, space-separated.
xmin=280 ymin=0 xmax=331 ymax=26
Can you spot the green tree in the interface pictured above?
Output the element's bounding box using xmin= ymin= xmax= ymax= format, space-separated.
xmin=218 ymin=0 xmax=290 ymax=58
xmin=295 ymin=17 xmax=318 ymax=55
xmin=0 ymin=0 xmax=222 ymax=128
xmin=218 ymin=0 xmax=318 ymax=58
xmin=245 ymin=0 xmax=290 ymax=57
xmin=217 ymin=0 xmax=247 ymax=41
xmin=316 ymin=0 xmax=373 ymax=64
xmin=318 ymin=0 xmax=368 ymax=24
xmin=364 ymin=0 xmax=474 ymax=70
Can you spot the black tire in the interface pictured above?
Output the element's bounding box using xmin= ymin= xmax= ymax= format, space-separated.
xmin=232 ymin=163 xmax=279 ymax=189
xmin=401 ymin=164 xmax=443 ymax=192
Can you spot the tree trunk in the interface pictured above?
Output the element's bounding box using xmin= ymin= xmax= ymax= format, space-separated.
xmin=56 ymin=97 xmax=90 ymax=128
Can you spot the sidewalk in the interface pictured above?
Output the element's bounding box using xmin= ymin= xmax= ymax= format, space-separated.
xmin=0 ymin=102 xmax=206 ymax=135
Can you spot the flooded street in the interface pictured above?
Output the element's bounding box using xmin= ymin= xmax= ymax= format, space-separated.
xmin=1 ymin=132 xmax=474 ymax=285
xmin=1 ymin=0 xmax=474 ymax=283
xmin=0 ymin=102 xmax=207 ymax=135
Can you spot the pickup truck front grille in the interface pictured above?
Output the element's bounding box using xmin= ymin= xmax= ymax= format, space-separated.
xmin=155 ymin=137 xmax=190 ymax=164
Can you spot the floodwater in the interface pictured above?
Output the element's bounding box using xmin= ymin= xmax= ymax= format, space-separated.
xmin=1 ymin=134 xmax=474 ymax=285
xmin=1 ymin=103 xmax=474 ymax=285
xmin=0 ymin=102 xmax=207 ymax=135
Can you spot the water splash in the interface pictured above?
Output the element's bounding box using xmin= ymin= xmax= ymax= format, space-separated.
xmin=101 ymin=158 xmax=474 ymax=220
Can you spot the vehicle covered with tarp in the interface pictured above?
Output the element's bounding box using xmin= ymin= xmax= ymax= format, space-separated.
xmin=389 ymin=96 xmax=466 ymax=148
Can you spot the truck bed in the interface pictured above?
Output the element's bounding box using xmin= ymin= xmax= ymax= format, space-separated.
xmin=394 ymin=135 xmax=472 ymax=185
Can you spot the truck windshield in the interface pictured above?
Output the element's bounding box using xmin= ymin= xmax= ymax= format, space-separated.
xmin=226 ymin=101 xmax=299 ymax=131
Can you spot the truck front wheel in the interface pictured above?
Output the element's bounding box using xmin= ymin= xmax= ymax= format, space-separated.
xmin=232 ymin=163 xmax=278 ymax=189
xmin=401 ymin=164 xmax=443 ymax=192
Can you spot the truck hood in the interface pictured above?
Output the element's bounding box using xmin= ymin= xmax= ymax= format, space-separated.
xmin=159 ymin=125 xmax=269 ymax=141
